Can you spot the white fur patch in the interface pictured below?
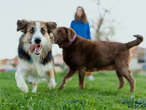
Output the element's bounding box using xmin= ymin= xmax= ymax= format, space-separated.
xmin=31 ymin=22 xmax=42 ymax=45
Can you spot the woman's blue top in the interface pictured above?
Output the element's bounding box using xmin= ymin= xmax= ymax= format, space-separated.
xmin=70 ymin=20 xmax=91 ymax=40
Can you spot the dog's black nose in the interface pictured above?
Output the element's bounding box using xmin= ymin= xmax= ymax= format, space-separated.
xmin=35 ymin=38 xmax=41 ymax=44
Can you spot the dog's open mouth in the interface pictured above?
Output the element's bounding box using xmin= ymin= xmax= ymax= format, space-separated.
xmin=30 ymin=44 xmax=42 ymax=55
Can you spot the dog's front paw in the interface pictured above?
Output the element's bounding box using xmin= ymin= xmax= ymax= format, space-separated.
xmin=22 ymin=88 xmax=29 ymax=93
xmin=17 ymin=82 xmax=29 ymax=93
xmin=48 ymin=79 xmax=56 ymax=88
xmin=32 ymin=87 xmax=37 ymax=93
xmin=19 ymin=85 xmax=29 ymax=93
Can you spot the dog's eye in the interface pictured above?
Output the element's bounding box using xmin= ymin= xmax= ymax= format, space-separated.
xmin=41 ymin=28 xmax=46 ymax=35
xmin=30 ymin=28 xmax=34 ymax=34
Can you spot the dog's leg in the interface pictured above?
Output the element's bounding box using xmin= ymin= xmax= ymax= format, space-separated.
xmin=31 ymin=82 xmax=37 ymax=93
xmin=59 ymin=69 xmax=76 ymax=89
xmin=122 ymin=68 xmax=135 ymax=92
xmin=117 ymin=66 xmax=135 ymax=92
xmin=47 ymin=69 xmax=56 ymax=88
xmin=15 ymin=69 xmax=28 ymax=93
xmin=116 ymin=70 xmax=125 ymax=89
xmin=115 ymin=58 xmax=134 ymax=92
xmin=78 ymin=69 xmax=85 ymax=89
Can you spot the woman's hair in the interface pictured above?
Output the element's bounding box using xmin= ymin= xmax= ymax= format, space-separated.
xmin=74 ymin=6 xmax=88 ymax=24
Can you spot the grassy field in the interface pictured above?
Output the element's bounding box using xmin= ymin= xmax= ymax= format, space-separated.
xmin=0 ymin=72 xmax=146 ymax=110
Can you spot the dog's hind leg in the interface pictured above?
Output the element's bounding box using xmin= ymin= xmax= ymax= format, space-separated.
xmin=116 ymin=70 xmax=125 ymax=90
xmin=31 ymin=82 xmax=37 ymax=93
xmin=59 ymin=69 xmax=76 ymax=89
xmin=115 ymin=54 xmax=134 ymax=92
xmin=78 ymin=69 xmax=86 ymax=89
xmin=15 ymin=69 xmax=28 ymax=93
xmin=116 ymin=67 xmax=135 ymax=92
xmin=122 ymin=68 xmax=135 ymax=92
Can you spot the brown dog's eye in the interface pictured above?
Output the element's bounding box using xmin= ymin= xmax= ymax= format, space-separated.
xmin=30 ymin=28 xmax=34 ymax=34
xmin=41 ymin=28 xmax=46 ymax=35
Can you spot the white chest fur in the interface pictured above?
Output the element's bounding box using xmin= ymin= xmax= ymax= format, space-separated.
xmin=18 ymin=59 xmax=53 ymax=81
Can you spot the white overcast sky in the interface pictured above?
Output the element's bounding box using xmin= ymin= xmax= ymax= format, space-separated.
xmin=0 ymin=0 xmax=146 ymax=59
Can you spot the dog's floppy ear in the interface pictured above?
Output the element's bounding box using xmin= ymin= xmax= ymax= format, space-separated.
xmin=67 ymin=28 xmax=75 ymax=42
xmin=46 ymin=22 xmax=57 ymax=33
xmin=17 ymin=20 xmax=28 ymax=33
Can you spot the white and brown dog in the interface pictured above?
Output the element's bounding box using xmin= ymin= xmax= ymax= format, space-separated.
xmin=15 ymin=20 xmax=57 ymax=93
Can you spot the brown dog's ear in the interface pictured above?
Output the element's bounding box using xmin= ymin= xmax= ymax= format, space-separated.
xmin=67 ymin=28 xmax=75 ymax=42
xmin=46 ymin=22 xmax=57 ymax=33
xmin=17 ymin=20 xmax=28 ymax=33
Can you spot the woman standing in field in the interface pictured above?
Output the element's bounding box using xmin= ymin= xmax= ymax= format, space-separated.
xmin=70 ymin=6 xmax=94 ymax=80
xmin=70 ymin=6 xmax=91 ymax=40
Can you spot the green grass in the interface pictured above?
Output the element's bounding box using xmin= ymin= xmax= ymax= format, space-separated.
xmin=0 ymin=72 xmax=146 ymax=110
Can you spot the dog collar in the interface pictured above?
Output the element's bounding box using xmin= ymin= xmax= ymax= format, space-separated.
xmin=68 ymin=34 xmax=77 ymax=46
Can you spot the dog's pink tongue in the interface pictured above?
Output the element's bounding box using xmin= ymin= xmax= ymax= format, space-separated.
xmin=30 ymin=45 xmax=36 ymax=53
xmin=36 ymin=45 xmax=41 ymax=52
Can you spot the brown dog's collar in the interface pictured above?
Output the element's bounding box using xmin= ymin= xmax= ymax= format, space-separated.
xmin=68 ymin=34 xmax=77 ymax=47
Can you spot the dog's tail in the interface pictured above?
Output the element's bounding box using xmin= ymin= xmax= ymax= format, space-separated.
xmin=126 ymin=34 xmax=143 ymax=49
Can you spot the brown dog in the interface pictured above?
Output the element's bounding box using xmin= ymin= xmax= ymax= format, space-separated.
xmin=53 ymin=27 xmax=143 ymax=92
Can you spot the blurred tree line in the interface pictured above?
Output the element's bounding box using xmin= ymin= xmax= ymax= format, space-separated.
xmin=91 ymin=0 xmax=116 ymax=41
